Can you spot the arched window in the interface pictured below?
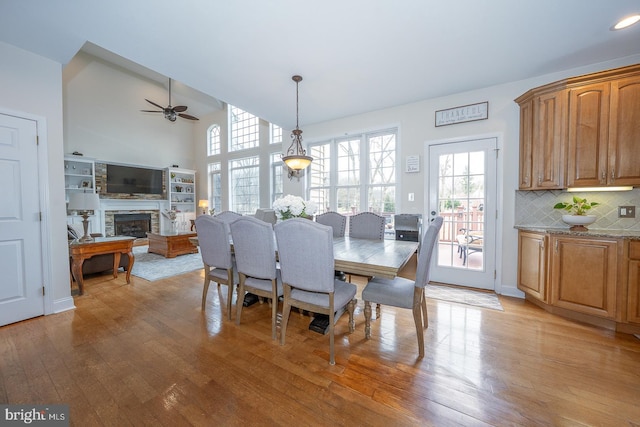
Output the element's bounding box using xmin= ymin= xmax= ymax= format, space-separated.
xmin=208 ymin=124 xmax=221 ymax=156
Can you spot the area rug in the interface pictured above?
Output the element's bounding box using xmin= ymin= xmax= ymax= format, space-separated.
xmin=130 ymin=245 xmax=203 ymax=281
xmin=426 ymin=283 xmax=503 ymax=311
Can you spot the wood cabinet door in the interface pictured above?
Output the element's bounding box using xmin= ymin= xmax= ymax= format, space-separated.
xmin=609 ymin=75 xmax=640 ymax=186
xmin=533 ymin=91 xmax=566 ymax=189
xmin=518 ymin=99 xmax=534 ymax=189
xmin=567 ymin=83 xmax=610 ymax=187
xmin=550 ymin=236 xmax=618 ymax=319
xmin=517 ymin=231 xmax=547 ymax=301
xmin=627 ymin=241 xmax=640 ymax=324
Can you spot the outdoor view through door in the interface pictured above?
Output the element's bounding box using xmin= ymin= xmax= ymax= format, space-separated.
xmin=428 ymin=137 xmax=497 ymax=290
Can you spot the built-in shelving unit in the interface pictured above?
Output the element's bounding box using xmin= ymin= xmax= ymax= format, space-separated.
xmin=167 ymin=167 xmax=196 ymax=217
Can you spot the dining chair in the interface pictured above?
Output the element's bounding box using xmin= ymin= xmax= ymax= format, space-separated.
xmin=348 ymin=211 xmax=385 ymax=240
xmin=361 ymin=216 xmax=443 ymax=358
xmin=214 ymin=210 xmax=242 ymax=224
xmin=347 ymin=211 xmax=386 ymax=282
xmin=195 ymin=215 xmax=237 ymax=319
xmin=230 ymin=216 xmax=282 ymax=339
xmin=274 ymin=218 xmax=357 ymax=365
xmin=315 ymin=211 xmax=346 ymax=237
xmin=254 ymin=208 xmax=277 ymax=225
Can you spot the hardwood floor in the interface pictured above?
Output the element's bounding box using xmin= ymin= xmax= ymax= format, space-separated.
xmin=1 ymin=264 xmax=639 ymax=426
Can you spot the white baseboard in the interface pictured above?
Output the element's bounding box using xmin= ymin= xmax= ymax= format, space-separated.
xmin=51 ymin=296 xmax=76 ymax=314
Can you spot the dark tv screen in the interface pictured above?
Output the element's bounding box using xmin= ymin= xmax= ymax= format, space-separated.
xmin=106 ymin=164 xmax=163 ymax=195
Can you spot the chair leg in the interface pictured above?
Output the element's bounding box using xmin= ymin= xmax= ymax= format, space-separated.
xmin=270 ymin=279 xmax=278 ymax=340
xmin=329 ymin=294 xmax=335 ymax=365
xmin=280 ymin=286 xmax=292 ymax=346
xmin=226 ymin=270 xmax=234 ymax=320
xmin=413 ymin=303 xmax=425 ymax=358
xmin=421 ymin=289 xmax=428 ymax=329
xmin=347 ymin=299 xmax=356 ymax=333
xmin=235 ymin=275 xmax=245 ymax=325
xmin=364 ymin=301 xmax=372 ymax=339
xmin=201 ymin=276 xmax=210 ymax=311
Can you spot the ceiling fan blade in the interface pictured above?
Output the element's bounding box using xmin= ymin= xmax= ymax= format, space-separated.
xmin=178 ymin=113 xmax=199 ymax=121
xmin=145 ymin=99 xmax=166 ymax=110
xmin=173 ymin=105 xmax=188 ymax=112
xmin=140 ymin=109 xmax=163 ymax=113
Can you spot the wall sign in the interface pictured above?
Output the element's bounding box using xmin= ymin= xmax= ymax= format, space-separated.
xmin=405 ymin=155 xmax=420 ymax=173
xmin=435 ymin=101 xmax=489 ymax=127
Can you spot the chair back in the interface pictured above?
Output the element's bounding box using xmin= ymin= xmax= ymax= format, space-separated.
xmin=315 ymin=211 xmax=346 ymax=237
xmin=349 ymin=212 xmax=385 ymax=240
xmin=274 ymin=218 xmax=335 ymax=293
xmin=230 ymin=216 xmax=277 ymax=280
xmin=195 ymin=215 xmax=233 ymax=269
xmin=414 ymin=217 xmax=443 ymax=289
xmin=214 ymin=210 xmax=242 ymax=224
xmin=255 ymin=208 xmax=277 ymax=225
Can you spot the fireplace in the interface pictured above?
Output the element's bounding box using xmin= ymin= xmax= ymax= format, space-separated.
xmin=114 ymin=213 xmax=152 ymax=238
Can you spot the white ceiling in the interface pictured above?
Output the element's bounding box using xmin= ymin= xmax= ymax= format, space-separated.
xmin=1 ymin=0 xmax=639 ymax=129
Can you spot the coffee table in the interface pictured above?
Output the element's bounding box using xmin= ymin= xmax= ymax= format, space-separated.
xmin=147 ymin=231 xmax=199 ymax=258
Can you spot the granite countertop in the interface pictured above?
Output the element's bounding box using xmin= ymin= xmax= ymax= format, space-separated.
xmin=515 ymin=225 xmax=640 ymax=240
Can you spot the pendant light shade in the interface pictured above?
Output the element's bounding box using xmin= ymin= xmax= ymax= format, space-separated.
xmin=282 ymin=75 xmax=312 ymax=179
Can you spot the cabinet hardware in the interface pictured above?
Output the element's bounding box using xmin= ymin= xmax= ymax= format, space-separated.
xmin=555 ymin=239 xmax=558 ymax=253
xmin=611 ymin=168 xmax=615 ymax=183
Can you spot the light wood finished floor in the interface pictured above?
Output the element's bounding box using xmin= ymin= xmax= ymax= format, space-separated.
xmin=1 ymin=262 xmax=639 ymax=426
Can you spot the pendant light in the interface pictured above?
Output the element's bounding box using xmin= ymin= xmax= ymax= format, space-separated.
xmin=282 ymin=75 xmax=312 ymax=179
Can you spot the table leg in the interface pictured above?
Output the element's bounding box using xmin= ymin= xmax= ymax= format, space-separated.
xmin=113 ymin=253 xmax=121 ymax=279
xmin=125 ymin=250 xmax=134 ymax=284
xmin=71 ymin=256 xmax=85 ymax=295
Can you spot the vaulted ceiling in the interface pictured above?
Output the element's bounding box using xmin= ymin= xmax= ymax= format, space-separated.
xmin=1 ymin=1 xmax=639 ymax=129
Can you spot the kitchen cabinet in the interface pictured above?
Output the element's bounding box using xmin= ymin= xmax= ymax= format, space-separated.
xmin=567 ymin=75 xmax=640 ymax=187
xmin=517 ymin=231 xmax=547 ymax=301
xmin=549 ymin=235 xmax=618 ymax=319
xmin=516 ymin=89 xmax=567 ymax=190
xmin=517 ymin=63 xmax=640 ymax=190
xmin=627 ymin=241 xmax=640 ymax=324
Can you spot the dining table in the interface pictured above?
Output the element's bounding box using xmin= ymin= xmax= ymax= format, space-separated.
xmin=188 ymin=235 xmax=419 ymax=280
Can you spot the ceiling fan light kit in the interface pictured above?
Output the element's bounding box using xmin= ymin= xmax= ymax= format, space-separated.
xmin=141 ymin=78 xmax=199 ymax=122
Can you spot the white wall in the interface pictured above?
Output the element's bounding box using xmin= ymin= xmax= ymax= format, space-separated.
xmin=302 ymin=54 xmax=640 ymax=297
xmin=63 ymin=51 xmax=198 ymax=170
xmin=0 ymin=41 xmax=72 ymax=312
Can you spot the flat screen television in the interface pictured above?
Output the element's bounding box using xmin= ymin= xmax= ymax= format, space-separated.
xmin=106 ymin=164 xmax=164 ymax=195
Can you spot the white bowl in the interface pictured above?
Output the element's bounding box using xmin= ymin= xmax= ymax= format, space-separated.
xmin=562 ymin=214 xmax=596 ymax=228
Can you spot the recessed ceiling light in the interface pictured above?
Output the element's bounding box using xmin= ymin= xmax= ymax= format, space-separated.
xmin=612 ymin=14 xmax=640 ymax=30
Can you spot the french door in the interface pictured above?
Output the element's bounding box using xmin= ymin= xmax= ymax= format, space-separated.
xmin=427 ymin=137 xmax=497 ymax=290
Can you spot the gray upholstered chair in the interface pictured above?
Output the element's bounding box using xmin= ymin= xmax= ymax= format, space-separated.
xmin=348 ymin=211 xmax=385 ymax=240
xmin=362 ymin=216 xmax=443 ymax=358
xmin=315 ymin=211 xmax=346 ymax=237
xmin=214 ymin=210 xmax=242 ymax=224
xmin=254 ymin=208 xmax=277 ymax=225
xmin=195 ymin=215 xmax=237 ymax=319
xmin=274 ymin=218 xmax=357 ymax=365
xmin=347 ymin=211 xmax=386 ymax=282
xmin=230 ymin=216 xmax=282 ymax=339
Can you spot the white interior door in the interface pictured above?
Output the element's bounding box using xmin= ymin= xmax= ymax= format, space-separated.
xmin=427 ymin=137 xmax=497 ymax=290
xmin=0 ymin=113 xmax=44 ymax=326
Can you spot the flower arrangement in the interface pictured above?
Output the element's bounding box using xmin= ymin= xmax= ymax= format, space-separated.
xmin=162 ymin=209 xmax=178 ymax=220
xmin=553 ymin=196 xmax=599 ymax=216
xmin=272 ymin=194 xmax=317 ymax=220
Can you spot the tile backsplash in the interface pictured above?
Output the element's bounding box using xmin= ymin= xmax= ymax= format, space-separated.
xmin=515 ymin=188 xmax=640 ymax=230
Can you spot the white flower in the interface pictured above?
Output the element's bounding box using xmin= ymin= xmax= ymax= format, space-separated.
xmin=273 ymin=194 xmax=317 ymax=220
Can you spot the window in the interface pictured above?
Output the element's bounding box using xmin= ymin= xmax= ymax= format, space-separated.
xmin=207 ymin=162 xmax=222 ymax=213
xmin=308 ymin=128 xmax=397 ymax=220
xmin=229 ymin=156 xmax=260 ymax=215
xmin=271 ymin=153 xmax=284 ymax=203
xmin=208 ymin=124 xmax=221 ymax=156
xmin=230 ymin=106 xmax=259 ymax=151
xmin=270 ymin=123 xmax=282 ymax=145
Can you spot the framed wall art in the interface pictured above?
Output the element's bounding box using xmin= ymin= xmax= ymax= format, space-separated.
xmin=435 ymin=101 xmax=488 ymax=127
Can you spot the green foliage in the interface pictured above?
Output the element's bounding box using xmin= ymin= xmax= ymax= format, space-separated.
xmin=553 ymin=196 xmax=599 ymax=216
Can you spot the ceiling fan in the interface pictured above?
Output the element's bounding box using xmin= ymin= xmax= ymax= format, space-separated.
xmin=141 ymin=78 xmax=199 ymax=122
